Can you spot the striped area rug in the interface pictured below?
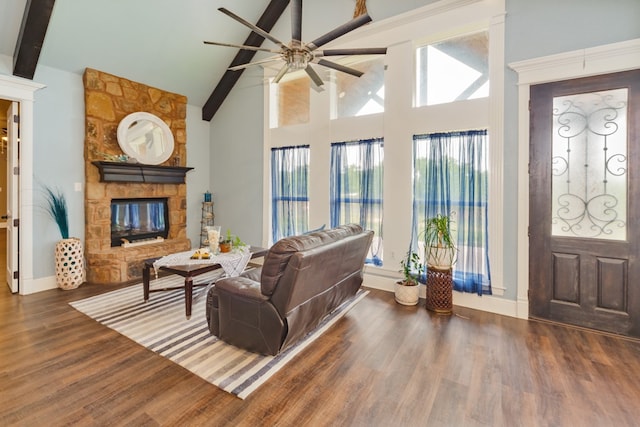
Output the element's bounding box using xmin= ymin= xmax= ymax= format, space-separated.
xmin=69 ymin=271 xmax=368 ymax=399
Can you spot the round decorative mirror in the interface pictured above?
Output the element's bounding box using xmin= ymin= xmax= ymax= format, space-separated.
xmin=117 ymin=112 xmax=174 ymax=165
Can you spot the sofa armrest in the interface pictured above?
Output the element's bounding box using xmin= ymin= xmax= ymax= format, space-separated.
xmin=215 ymin=276 xmax=268 ymax=301
xmin=214 ymin=276 xmax=286 ymax=356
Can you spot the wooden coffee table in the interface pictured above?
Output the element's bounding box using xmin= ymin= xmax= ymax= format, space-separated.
xmin=142 ymin=246 xmax=267 ymax=319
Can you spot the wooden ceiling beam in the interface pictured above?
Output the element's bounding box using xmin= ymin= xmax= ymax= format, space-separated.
xmin=13 ymin=0 xmax=56 ymax=80
xmin=202 ymin=0 xmax=289 ymax=122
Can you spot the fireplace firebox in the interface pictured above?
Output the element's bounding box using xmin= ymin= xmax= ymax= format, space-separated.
xmin=111 ymin=198 xmax=169 ymax=247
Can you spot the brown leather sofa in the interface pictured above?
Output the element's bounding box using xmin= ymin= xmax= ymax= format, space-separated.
xmin=206 ymin=224 xmax=374 ymax=355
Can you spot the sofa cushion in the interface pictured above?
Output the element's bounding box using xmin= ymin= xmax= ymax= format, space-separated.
xmin=260 ymin=224 xmax=363 ymax=296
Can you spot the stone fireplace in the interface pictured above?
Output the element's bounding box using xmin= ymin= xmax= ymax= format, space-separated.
xmin=84 ymin=68 xmax=191 ymax=284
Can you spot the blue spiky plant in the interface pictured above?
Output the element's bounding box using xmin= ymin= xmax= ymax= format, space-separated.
xmin=43 ymin=186 xmax=69 ymax=239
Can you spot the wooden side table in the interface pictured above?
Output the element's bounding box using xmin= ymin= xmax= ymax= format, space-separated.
xmin=426 ymin=268 xmax=453 ymax=315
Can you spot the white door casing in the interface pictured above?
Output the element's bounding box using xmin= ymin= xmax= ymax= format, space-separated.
xmin=5 ymin=101 xmax=18 ymax=293
xmin=0 ymin=74 xmax=45 ymax=295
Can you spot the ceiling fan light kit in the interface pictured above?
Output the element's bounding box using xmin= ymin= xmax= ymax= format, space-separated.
xmin=204 ymin=0 xmax=386 ymax=87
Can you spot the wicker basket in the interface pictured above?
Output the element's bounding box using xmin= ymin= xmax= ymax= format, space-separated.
xmin=425 ymin=268 xmax=453 ymax=315
xmin=55 ymin=238 xmax=85 ymax=290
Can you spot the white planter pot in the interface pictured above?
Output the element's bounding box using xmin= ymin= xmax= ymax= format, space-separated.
xmin=55 ymin=238 xmax=86 ymax=290
xmin=394 ymin=281 xmax=419 ymax=306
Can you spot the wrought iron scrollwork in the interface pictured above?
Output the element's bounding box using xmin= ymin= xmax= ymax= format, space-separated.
xmin=551 ymin=90 xmax=627 ymax=239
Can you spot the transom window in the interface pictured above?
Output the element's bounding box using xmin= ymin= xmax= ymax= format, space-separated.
xmin=332 ymin=56 xmax=385 ymax=119
xmin=269 ymin=75 xmax=310 ymax=128
xmin=416 ymin=31 xmax=489 ymax=107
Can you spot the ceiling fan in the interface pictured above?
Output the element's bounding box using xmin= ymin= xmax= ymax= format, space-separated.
xmin=204 ymin=0 xmax=387 ymax=88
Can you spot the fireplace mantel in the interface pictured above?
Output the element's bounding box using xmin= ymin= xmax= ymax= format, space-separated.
xmin=92 ymin=161 xmax=194 ymax=184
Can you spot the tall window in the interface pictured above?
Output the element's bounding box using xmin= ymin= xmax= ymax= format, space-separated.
xmin=271 ymin=145 xmax=309 ymax=242
xmin=412 ymin=130 xmax=491 ymax=294
xmin=330 ymin=138 xmax=383 ymax=265
xmin=416 ymin=31 xmax=489 ymax=107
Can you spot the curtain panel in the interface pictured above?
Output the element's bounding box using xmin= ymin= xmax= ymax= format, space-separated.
xmin=411 ymin=130 xmax=491 ymax=295
xmin=330 ymin=138 xmax=384 ymax=265
xmin=270 ymin=145 xmax=310 ymax=243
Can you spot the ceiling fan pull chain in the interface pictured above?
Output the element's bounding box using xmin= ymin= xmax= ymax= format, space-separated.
xmin=353 ymin=0 xmax=368 ymax=18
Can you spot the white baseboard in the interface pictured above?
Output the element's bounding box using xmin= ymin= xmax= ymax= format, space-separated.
xmin=21 ymin=276 xmax=57 ymax=295
xmin=363 ymin=271 xmax=526 ymax=319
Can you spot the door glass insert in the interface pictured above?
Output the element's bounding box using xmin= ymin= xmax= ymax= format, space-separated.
xmin=551 ymin=88 xmax=628 ymax=240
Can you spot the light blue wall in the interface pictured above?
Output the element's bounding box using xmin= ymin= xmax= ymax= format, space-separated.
xmin=208 ymin=68 xmax=264 ymax=247
xmin=505 ymin=0 xmax=640 ymax=63
xmin=32 ymin=65 xmax=86 ymax=278
xmin=186 ymin=104 xmax=212 ymax=247
xmin=210 ymin=0 xmax=640 ymax=301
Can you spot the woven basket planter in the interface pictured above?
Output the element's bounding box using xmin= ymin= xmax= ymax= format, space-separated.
xmin=55 ymin=238 xmax=85 ymax=290
xmin=426 ymin=268 xmax=453 ymax=315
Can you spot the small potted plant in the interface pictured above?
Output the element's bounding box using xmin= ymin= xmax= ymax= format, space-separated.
xmin=219 ymin=229 xmax=247 ymax=253
xmin=421 ymin=214 xmax=457 ymax=270
xmin=394 ymin=250 xmax=424 ymax=306
xmin=219 ymin=228 xmax=233 ymax=253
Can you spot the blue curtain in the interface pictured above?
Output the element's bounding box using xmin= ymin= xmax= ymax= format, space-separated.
xmin=111 ymin=200 xmax=165 ymax=233
xmin=149 ymin=202 xmax=165 ymax=231
xmin=330 ymin=138 xmax=383 ymax=266
xmin=125 ymin=204 xmax=139 ymax=230
xmin=271 ymin=145 xmax=310 ymax=243
xmin=411 ymin=130 xmax=491 ymax=295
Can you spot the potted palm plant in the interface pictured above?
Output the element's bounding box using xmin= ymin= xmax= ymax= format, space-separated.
xmin=44 ymin=186 xmax=85 ymax=290
xmin=422 ymin=214 xmax=456 ymax=315
xmin=394 ymin=250 xmax=424 ymax=306
xmin=421 ymin=214 xmax=457 ymax=270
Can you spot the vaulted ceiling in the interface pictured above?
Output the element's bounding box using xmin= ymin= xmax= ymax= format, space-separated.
xmin=0 ymin=1 xmax=438 ymax=120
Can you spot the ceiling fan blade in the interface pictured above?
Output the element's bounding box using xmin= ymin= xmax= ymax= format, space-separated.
xmin=320 ymin=47 xmax=387 ymax=56
xmin=218 ymin=7 xmax=288 ymax=49
xmin=307 ymin=14 xmax=372 ymax=51
xmin=316 ymin=59 xmax=364 ymax=78
xmin=304 ymin=65 xmax=324 ymax=87
xmin=291 ymin=0 xmax=303 ymax=43
xmin=228 ymin=55 xmax=283 ymax=72
xmin=273 ymin=64 xmax=290 ymax=84
xmin=203 ymin=40 xmax=280 ymax=54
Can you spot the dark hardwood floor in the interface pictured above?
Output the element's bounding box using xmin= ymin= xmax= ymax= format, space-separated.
xmin=1 ymin=280 xmax=640 ymax=426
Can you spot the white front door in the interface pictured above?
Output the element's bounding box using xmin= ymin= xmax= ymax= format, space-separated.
xmin=6 ymin=102 xmax=18 ymax=293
